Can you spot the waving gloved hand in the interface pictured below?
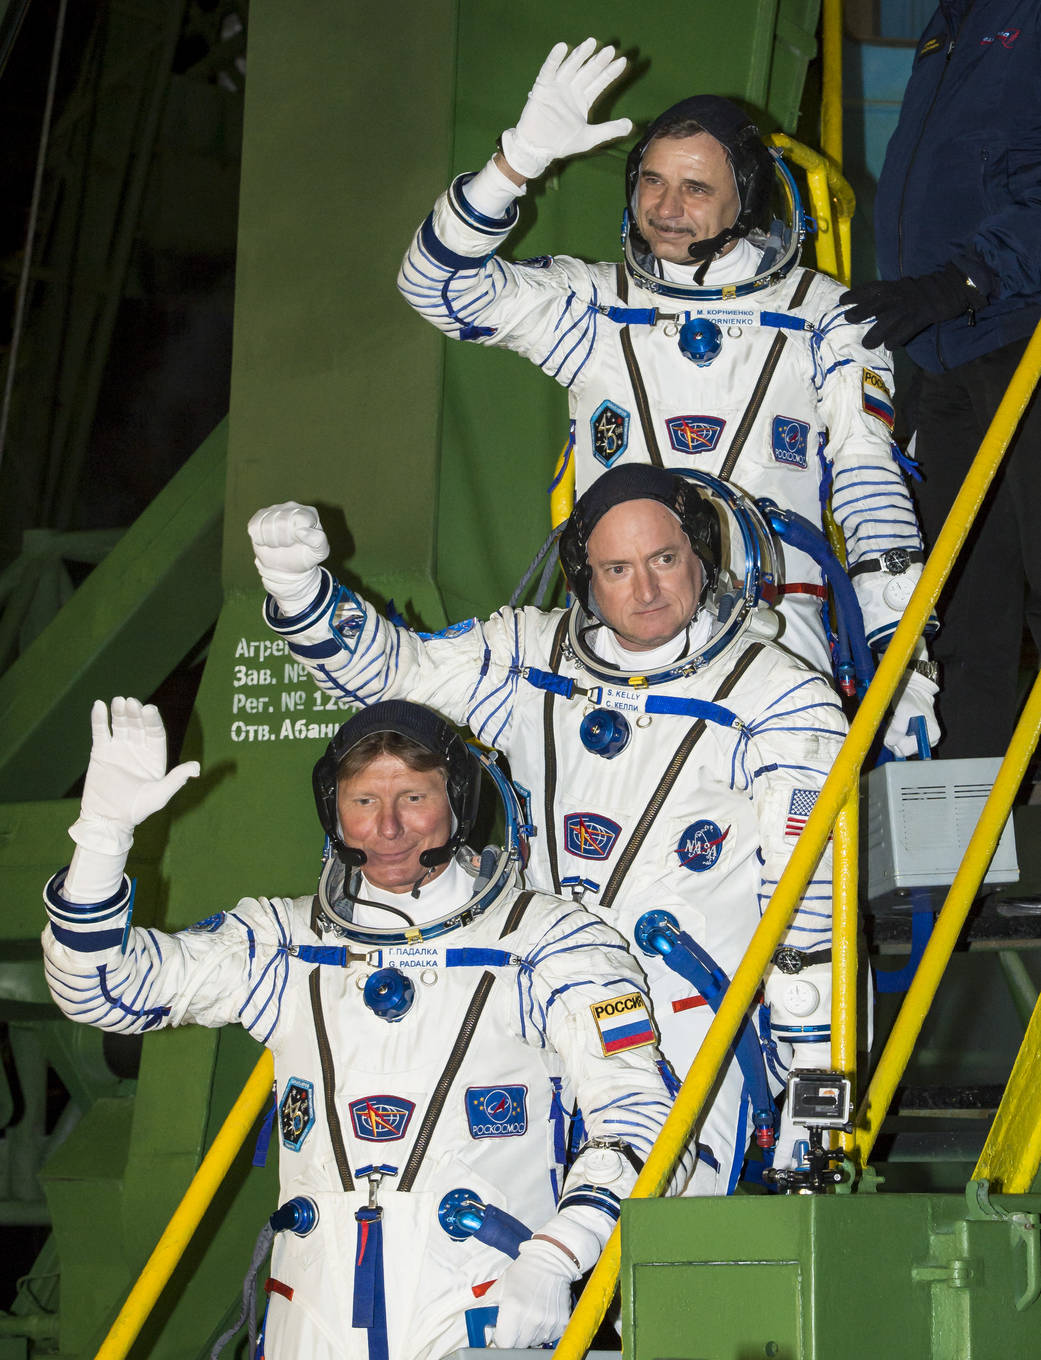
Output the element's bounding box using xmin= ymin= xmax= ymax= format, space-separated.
xmin=883 ymin=667 xmax=940 ymax=758
xmin=70 ymin=698 xmax=200 ymax=859
xmin=500 ymin=38 xmax=632 ymax=183
xmin=490 ymin=1202 xmax=606 ymax=1348
xmin=247 ymin=502 xmax=329 ymax=613
xmin=839 ymin=262 xmax=987 ymax=351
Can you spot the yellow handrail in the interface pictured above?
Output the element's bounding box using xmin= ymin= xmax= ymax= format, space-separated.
xmin=767 ymin=132 xmax=854 ymax=286
xmin=94 ymin=1051 xmax=274 ymax=1360
xmin=832 ymin=788 xmax=860 ymax=1156
xmin=820 ymin=0 xmax=844 ymax=169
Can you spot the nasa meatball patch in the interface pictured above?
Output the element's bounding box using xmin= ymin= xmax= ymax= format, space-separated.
xmin=465 ymin=1085 xmax=528 ymax=1138
xmin=675 ymin=819 xmax=730 ymax=872
xmin=590 ymin=992 xmax=656 ymax=1056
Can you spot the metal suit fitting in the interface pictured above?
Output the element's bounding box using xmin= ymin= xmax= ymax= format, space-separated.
xmin=634 ymin=909 xmax=681 ymax=956
xmin=363 ymin=966 xmax=415 ymax=1021
xmin=438 ymin=1188 xmax=486 ymax=1241
xmin=580 ymin=707 xmax=631 ymax=759
xmin=678 ymin=317 xmax=723 ymax=365
xmin=269 ymin=1195 xmax=319 ymax=1237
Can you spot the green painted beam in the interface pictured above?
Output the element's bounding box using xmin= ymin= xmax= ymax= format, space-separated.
xmin=0 ymin=421 xmax=225 ymax=802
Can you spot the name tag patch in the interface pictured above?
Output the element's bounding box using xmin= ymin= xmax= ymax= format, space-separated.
xmin=591 ymin=991 xmax=656 ymax=1055
xmin=349 ymin=1094 xmax=415 ymax=1142
xmin=465 ymin=1085 xmax=528 ymax=1138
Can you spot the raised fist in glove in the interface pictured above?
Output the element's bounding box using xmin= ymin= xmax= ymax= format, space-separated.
xmin=500 ymin=38 xmax=632 ymax=182
xmin=884 ymin=667 xmax=940 ymax=758
xmin=840 ymin=262 xmax=987 ymax=351
xmin=247 ymin=502 xmax=329 ymax=613
xmin=71 ymin=698 xmax=200 ymax=857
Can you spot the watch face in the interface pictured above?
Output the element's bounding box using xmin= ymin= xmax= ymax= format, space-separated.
xmin=882 ymin=548 xmax=911 ymax=574
xmin=774 ymin=946 xmax=803 ymax=975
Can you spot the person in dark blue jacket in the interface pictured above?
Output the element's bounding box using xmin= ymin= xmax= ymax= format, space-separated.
xmin=841 ymin=1 xmax=1041 ymax=760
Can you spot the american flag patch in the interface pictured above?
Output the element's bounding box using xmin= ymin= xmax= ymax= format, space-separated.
xmin=862 ymin=369 xmax=895 ymax=430
xmin=785 ymin=788 xmax=820 ymax=838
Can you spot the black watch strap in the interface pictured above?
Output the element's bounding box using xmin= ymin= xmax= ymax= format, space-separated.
xmin=848 ymin=549 xmax=925 ymax=579
xmin=772 ymin=946 xmax=832 ymax=975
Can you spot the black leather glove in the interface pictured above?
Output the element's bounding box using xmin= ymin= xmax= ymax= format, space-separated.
xmin=840 ymin=262 xmax=987 ymax=350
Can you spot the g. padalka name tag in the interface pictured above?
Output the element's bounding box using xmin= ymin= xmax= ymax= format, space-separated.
xmin=591 ymin=991 xmax=656 ymax=1056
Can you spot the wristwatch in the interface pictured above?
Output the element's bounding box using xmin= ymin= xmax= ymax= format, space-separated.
xmin=772 ymin=946 xmax=832 ymax=975
xmin=848 ymin=549 xmax=924 ymax=579
xmin=906 ymin=657 xmax=940 ymax=683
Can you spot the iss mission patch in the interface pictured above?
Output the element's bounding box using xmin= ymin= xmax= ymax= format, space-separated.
xmin=349 ymin=1094 xmax=415 ymax=1142
xmin=279 ymin=1078 xmax=315 ymax=1152
xmin=590 ymin=992 xmax=656 ymax=1056
xmin=465 ymin=1085 xmax=528 ymax=1138
xmin=590 ymin=400 xmax=630 ymax=468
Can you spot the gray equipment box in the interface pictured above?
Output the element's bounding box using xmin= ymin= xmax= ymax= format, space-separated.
xmin=863 ymin=756 xmax=1018 ymax=909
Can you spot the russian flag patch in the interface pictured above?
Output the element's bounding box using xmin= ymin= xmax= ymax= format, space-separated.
xmin=862 ymin=369 xmax=895 ymax=430
xmin=590 ymin=991 xmax=656 ymax=1056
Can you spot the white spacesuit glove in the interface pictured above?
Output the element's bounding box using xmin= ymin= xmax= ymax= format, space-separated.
xmin=499 ymin=38 xmax=632 ymax=182
xmin=490 ymin=1203 xmax=606 ymax=1349
xmin=247 ymin=501 xmax=330 ymax=614
xmin=65 ymin=699 xmax=199 ymax=901
xmin=883 ymin=666 xmax=940 ymax=758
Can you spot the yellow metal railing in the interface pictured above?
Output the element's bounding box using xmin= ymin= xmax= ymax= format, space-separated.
xmin=93 ymin=1052 xmax=274 ymax=1360
xmin=768 ymin=132 xmax=854 ymax=287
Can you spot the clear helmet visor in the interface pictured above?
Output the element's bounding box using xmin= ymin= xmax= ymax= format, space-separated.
xmin=623 ymin=153 xmax=805 ymax=302
xmin=316 ymin=750 xmax=528 ymax=942
xmin=568 ymin=470 xmax=784 ymax=682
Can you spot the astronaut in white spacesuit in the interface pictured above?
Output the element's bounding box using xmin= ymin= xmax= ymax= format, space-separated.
xmin=248 ymin=465 xmax=848 ymax=1197
xmin=42 ymin=696 xmax=687 ymax=1360
xmin=396 ymin=37 xmax=938 ymax=755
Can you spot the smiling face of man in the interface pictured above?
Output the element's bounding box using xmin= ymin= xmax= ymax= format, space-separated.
xmin=586 ymin=498 xmax=704 ymax=651
xmin=336 ymin=753 xmax=453 ymax=892
xmin=634 ymin=131 xmax=741 ymax=265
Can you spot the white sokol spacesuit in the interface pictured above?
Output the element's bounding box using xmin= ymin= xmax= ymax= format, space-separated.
xmin=249 ymin=469 xmax=849 ymax=1197
xmin=43 ymin=698 xmax=686 ymax=1360
xmin=397 ymin=59 xmax=935 ymax=690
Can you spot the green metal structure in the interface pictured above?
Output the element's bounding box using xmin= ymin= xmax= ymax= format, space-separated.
xmin=1 ymin=2 xmax=1040 ymax=1357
